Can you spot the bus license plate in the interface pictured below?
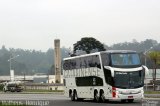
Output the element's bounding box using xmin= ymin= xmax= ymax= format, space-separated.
xmin=128 ymin=96 xmax=133 ymax=99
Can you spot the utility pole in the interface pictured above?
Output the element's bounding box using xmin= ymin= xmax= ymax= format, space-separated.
xmin=24 ymin=72 xmax=26 ymax=90
xmin=8 ymin=55 xmax=19 ymax=81
xmin=48 ymin=70 xmax=50 ymax=90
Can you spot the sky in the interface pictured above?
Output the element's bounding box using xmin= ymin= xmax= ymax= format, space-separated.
xmin=0 ymin=0 xmax=160 ymax=52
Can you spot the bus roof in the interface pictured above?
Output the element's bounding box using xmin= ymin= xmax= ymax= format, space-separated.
xmin=63 ymin=50 xmax=137 ymax=60
xmin=103 ymin=50 xmax=136 ymax=53
xmin=63 ymin=52 xmax=101 ymax=60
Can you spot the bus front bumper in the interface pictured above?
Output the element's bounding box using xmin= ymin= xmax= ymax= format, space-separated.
xmin=112 ymin=93 xmax=144 ymax=100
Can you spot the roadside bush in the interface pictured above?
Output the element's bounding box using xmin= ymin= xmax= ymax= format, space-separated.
xmin=0 ymin=84 xmax=4 ymax=91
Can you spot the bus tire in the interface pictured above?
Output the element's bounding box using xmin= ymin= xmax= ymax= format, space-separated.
xmin=69 ymin=90 xmax=72 ymax=98
xmin=74 ymin=90 xmax=78 ymax=101
xmin=71 ymin=92 xmax=75 ymax=101
xmin=128 ymin=99 xmax=134 ymax=103
xmin=71 ymin=90 xmax=77 ymax=101
xmin=70 ymin=92 xmax=74 ymax=101
xmin=94 ymin=90 xmax=99 ymax=102
xmin=99 ymin=90 xmax=105 ymax=102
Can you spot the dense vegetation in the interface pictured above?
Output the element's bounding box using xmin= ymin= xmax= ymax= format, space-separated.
xmin=73 ymin=37 xmax=106 ymax=54
xmin=0 ymin=46 xmax=69 ymax=75
xmin=0 ymin=39 xmax=159 ymax=75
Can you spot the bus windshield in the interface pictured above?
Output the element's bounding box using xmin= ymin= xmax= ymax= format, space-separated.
xmin=114 ymin=70 xmax=144 ymax=89
xmin=111 ymin=53 xmax=141 ymax=67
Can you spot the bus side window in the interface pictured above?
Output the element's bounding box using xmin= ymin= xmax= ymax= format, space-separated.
xmin=95 ymin=55 xmax=101 ymax=69
xmin=80 ymin=58 xmax=82 ymax=68
xmin=76 ymin=76 xmax=103 ymax=86
xmin=88 ymin=55 xmax=101 ymax=69
xmin=84 ymin=58 xmax=88 ymax=68
xmin=87 ymin=56 xmax=92 ymax=68
xmin=76 ymin=58 xmax=80 ymax=69
xmin=80 ymin=57 xmax=88 ymax=68
xmin=88 ymin=56 xmax=95 ymax=67
xmin=82 ymin=57 xmax=87 ymax=68
xmin=86 ymin=56 xmax=92 ymax=68
xmin=71 ymin=59 xmax=76 ymax=69
xmin=63 ymin=60 xmax=69 ymax=70
xmin=104 ymin=69 xmax=114 ymax=86
xmin=101 ymin=53 xmax=109 ymax=66
xmin=68 ymin=60 xmax=71 ymax=70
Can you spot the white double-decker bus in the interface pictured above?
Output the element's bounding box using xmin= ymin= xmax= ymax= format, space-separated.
xmin=63 ymin=50 xmax=149 ymax=103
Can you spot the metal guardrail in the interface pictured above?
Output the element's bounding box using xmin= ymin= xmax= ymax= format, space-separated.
xmin=25 ymin=83 xmax=64 ymax=86
xmin=144 ymin=84 xmax=160 ymax=91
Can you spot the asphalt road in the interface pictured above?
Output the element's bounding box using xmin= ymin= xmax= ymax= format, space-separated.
xmin=0 ymin=93 xmax=160 ymax=106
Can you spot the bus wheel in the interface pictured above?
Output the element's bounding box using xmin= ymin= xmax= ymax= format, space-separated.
xmin=94 ymin=91 xmax=99 ymax=102
xmin=71 ymin=91 xmax=78 ymax=101
xmin=74 ymin=91 xmax=78 ymax=101
xmin=128 ymin=99 xmax=134 ymax=103
xmin=71 ymin=92 xmax=75 ymax=101
xmin=99 ymin=91 xmax=105 ymax=102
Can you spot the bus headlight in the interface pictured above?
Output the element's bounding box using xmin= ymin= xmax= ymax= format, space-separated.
xmin=138 ymin=90 xmax=142 ymax=93
xmin=118 ymin=90 xmax=141 ymax=94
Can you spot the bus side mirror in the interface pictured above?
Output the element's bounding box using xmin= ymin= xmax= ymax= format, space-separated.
xmin=104 ymin=66 xmax=114 ymax=77
xmin=142 ymin=65 xmax=149 ymax=77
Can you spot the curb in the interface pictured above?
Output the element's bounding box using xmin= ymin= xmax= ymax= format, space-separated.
xmin=143 ymin=98 xmax=160 ymax=100
xmin=0 ymin=91 xmax=64 ymax=94
xmin=144 ymin=94 xmax=160 ymax=98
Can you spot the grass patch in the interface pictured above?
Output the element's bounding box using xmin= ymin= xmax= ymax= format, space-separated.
xmin=0 ymin=84 xmax=4 ymax=91
xmin=0 ymin=102 xmax=28 ymax=106
xmin=145 ymin=91 xmax=160 ymax=94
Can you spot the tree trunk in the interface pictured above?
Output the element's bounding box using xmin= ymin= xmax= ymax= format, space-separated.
xmin=153 ymin=60 xmax=157 ymax=91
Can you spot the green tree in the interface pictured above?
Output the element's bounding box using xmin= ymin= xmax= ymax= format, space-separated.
xmin=73 ymin=37 xmax=106 ymax=54
xmin=148 ymin=51 xmax=160 ymax=90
